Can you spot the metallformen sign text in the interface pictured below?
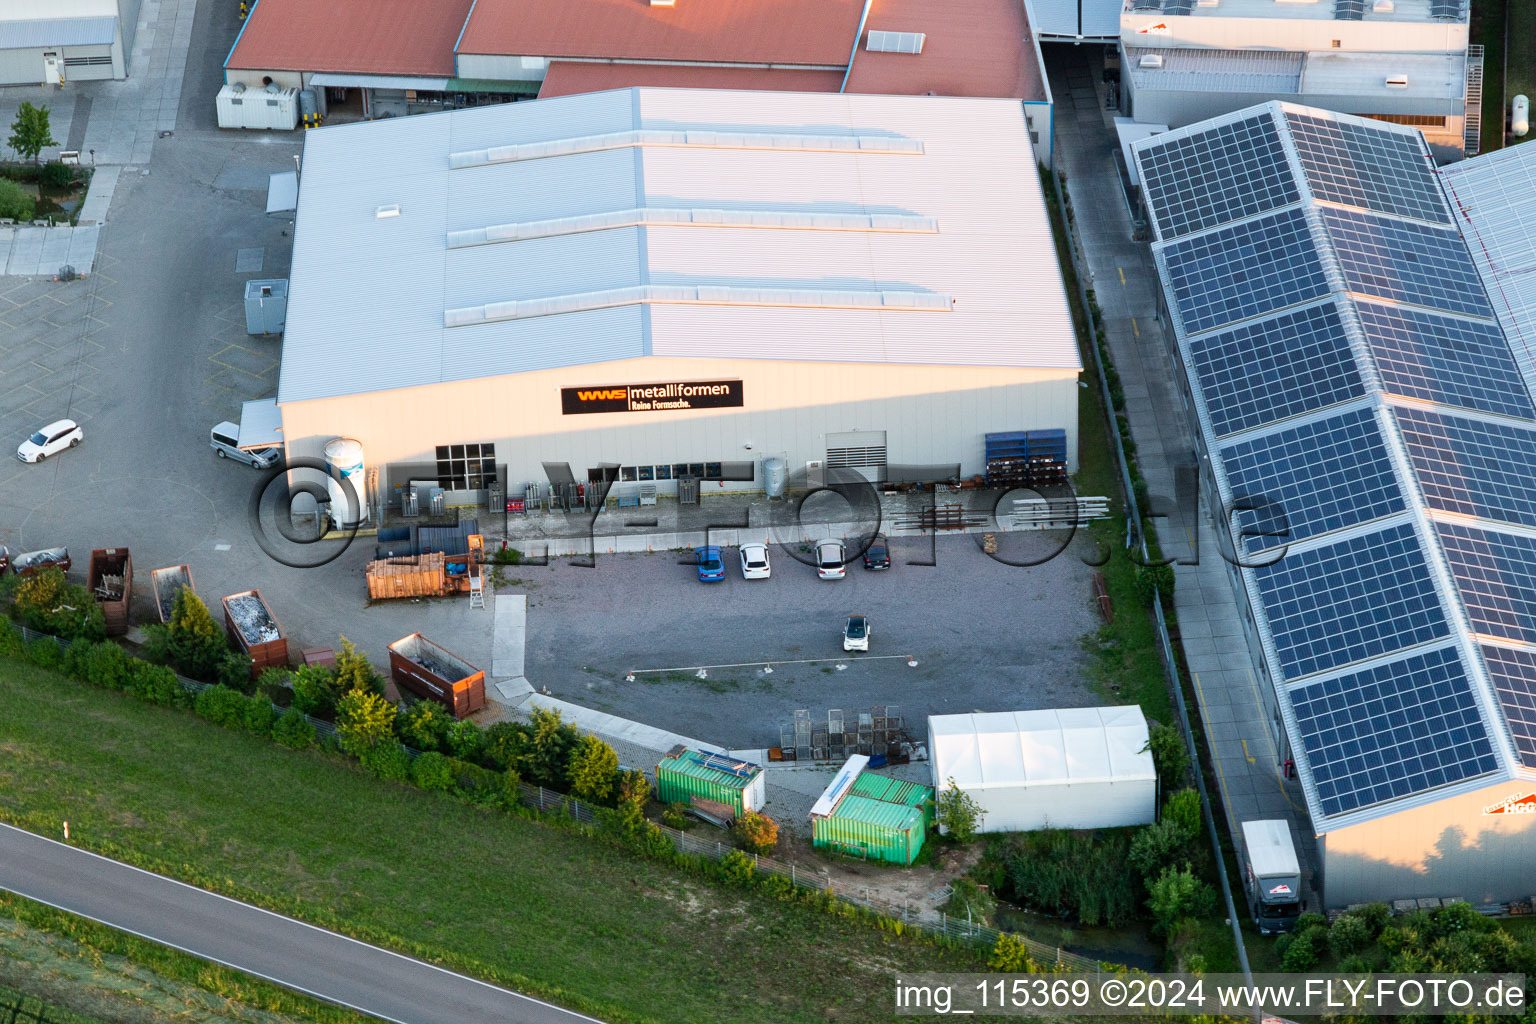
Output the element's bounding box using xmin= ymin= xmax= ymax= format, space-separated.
xmin=561 ymin=380 xmax=744 ymax=415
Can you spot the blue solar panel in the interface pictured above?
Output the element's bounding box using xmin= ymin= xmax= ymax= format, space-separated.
xmin=1356 ymin=302 xmax=1536 ymax=419
xmin=1138 ymin=115 xmax=1299 ymax=240
xmin=1221 ymin=408 xmax=1403 ymax=554
xmin=1396 ymin=407 xmax=1536 ymax=529
xmin=1478 ymin=645 xmax=1536 ymax=769
xmin=1254 ymin=523 xmax=1447 ymax=680
xmin=1163 ymin=209 xmax=1331 ymax=335
xmin=1322 ymin=209 xmax=1495 ymax=319
xmin=1436 ymin=523 xmax=1536 ymax=645
xmin=1291 ymin=645 xmax=1499 ymax=816
xmin=1285 ymin=113 xmax=1451 ymax=225
xmin=1187 ymin=303 xmax=1365 ymax=437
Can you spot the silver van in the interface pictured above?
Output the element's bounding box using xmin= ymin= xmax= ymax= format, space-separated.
xmin=210 ymin=421 xmax=280 ymax=469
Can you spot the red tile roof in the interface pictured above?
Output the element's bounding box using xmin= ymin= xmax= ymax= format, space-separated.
xmin=844 ymin=0 xmax=1045 ymax=101
xmin=537 ymin=62 xmax=844 ymax=99
xmin=457 ymin=0 xmax=862 ymax=66
xmin=226 ymin=0 xmax=472 ymax=77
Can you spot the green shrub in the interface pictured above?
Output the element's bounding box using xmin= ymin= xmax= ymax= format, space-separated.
xmin=946 ymin=877 xmax=996 ymax=923
xmin=989 ymin=933 xmax=1034 ymax=972
xmin=1281 ymin=926 xmax=1325 ymax=972
xmin=61 ymin=636 xmax=97 ymax=679
xmin=136 ymin=622 xmax=171 ymax=663
xmin=443 ymin=757 xmax=500 ymax=802
xmin=492 ymin=547 xmax=522 ymax=565
xmin=167 ymin=590 xmax=227 ymax=680
xmin=1145 ymin=723 xmax=1190 ymax=793
xmin=1002 ymin=829 xmax=1138 ymax=928
xmin=1145 ymin=863 xmax=1216 ymax=936
xmin=484 ymin=720 xmax=531 ymax=772
xmin=39 ymin=161 xmax=74 ymax=188
xmin=11 ymin=567 xmax=106 ymax=640
xmin=731 ymin=811 xmax=779 ymax=855
xmin=936 ymin=776 xmax=983 ymax=842
xmin=499 ymin=767 xmax=524 ymax=809
xmin=27 ymin=636 xmax=63 ymax=671
xmin=758 ymin=873 xmax=795 ymax=900
xmin=194 ymin=684 xmax=248 ymax=728
xmin=395 ymin=699 xmax=451 ymax=752
xmin=216 ymin=650 xmax=255 ymax=693
xmin=273 ymin=709 xmax=316 ymax=750
xmin=524 ymin=707 xmax=580 ymax=786
xmin=447 ymin=717 xmax=486 ymax=762
xmin=85 ymin=641 xmax=131 ymax=690
xmin=1128 ymin=818 xmax=1194 ymax=879
xmin=410 ymin=750 xmax=455 ymax=791
xmin=361 ymin=744 xmax=411 ymax=782
xmin=0 ymin=177 xmax=34 ymax=221
xmin=333 ymin=637 xmax=383 ymax=696
xmin=1163 ymin=789 xmax=1201 ymax=836
xmin=0 ymin=619 xmax=24 ymax=659
xmin=290 ymin=665 xmax=341 ymax=717
xmin=129 ymin=660 xmax=183 ymax=706
xmin=1352 ymin=902 xmax=1392 ymax=938
xmin=661 ymin=802 xmax=690 ymax=829
xmin=719 ymin=850 xmax=755 ymax=887
xmin=1328 ymin=912 xmax=1372 ymax=960
xmin=1133 ymin=562 xmax=1175 ymax=608
xmin=243 ymin=696 xmax=276 ymax=737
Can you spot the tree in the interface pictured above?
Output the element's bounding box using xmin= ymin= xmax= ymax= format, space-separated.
xmin=8 ymin=102 xmax=56 ymax=164
xmin=936 ymin=777 xmax=983 ymax=842
xmin=1128 ymin=817 xmax=1194 ymax=879
xmin=10 ymin=567 xmax=106 ymax=641
xmin=1162 ymin=788 xmax=1201 ymax=835
xmin=167 ymin=589 xmax=227 ymax=680
xmin=335 ymin=687 xmax=397 ymax=755
xmin=333 ymin=637 xmax=383 ymax=696
xmin=1328 ymin=912 xmax=1372 ymax=961
xmin=290 ymin=665 xmax=342 ymax=716
xmin=613 ymin=769 xmax=650 ymax=838
xmin=566 ymin=734 xmax=620 ymax=803
xmin=989 ymin=933 xmax=1034 ymax=972
xmin=1144 ymin=723 xmax=1191 ymax=792
xmin=396 ymin=699 xmax=451 ymax=752
xmin=447 ymin=717 xmax=486 ymax=762
xmin=526 ymin=707 xmax=579 ymax=786
xmin=0 ymin=178 xmax=34 ymax=222
xmin=731 ymin=811 xmax=779 ymax=854
xmin=411 ymin=750 xmax=455 ymax=791
xmin=1146 ymin=863 xmax=1215 ymax=935
xmin=273 ymin=708 xmax=316 ymax=749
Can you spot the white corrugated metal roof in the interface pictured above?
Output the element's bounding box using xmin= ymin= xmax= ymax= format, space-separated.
xmin=928 ymin=708 xmax=1156 ymax=791
xmin=0 ymin=14 xmax=116 ymax=48
xmin=308 ymin=73 xmax=449 ymax=90
xmin=1443 ymin=144 xmax=1536 ymax=399
xmin=809 ymin=754 xmax=870 ymax=818
xmin=1125 ymin=47 xmax=1305 ymax=96
xmin=278 ymin=88 xmax=1078 ymax=404
xmin=1027 ymin=0 xmax=1120 ymax=39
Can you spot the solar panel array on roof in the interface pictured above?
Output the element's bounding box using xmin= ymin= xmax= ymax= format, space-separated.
xmin=1334 ymin=0 xmax=1367 ymax=19
xmin=1436 ymin=523 xmax=1536 ymax=646
xmin=1162 ymin=0 xmax=1194 ymax=15
xmin=1356 ymin=303 xmax=1535 ymax=418
xmin=1285 ymin=113 xmax=1450 ymax=225
xmin=1188 ymin=303 xmax=1365 ymax=437
xmin=1322 ymin=209 xmax=1495 ymax=319
xmin=1479 ymin=646 xmax=1536 ymax=769
xmin=1221 ymin=407 xmax=1403 ymax=554
xmin=1396 ymin=407 xmax=1536 ymax=528
xmin=1162 ymin=208 xmax=1330 ymax=335
xmin=1290 ymin=646 xmax=1499 ymax=815
xmin=1254 ymin=523 xmax=1448 ymax=681
xmin=1429 ymin=0 xmax=1463 ymax=18
xmin=1138 ymin=114 xmax=1299 ymax=240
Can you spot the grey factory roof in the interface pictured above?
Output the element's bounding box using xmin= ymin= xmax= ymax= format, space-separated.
xmin=1441 ymin=143 xmax=1536 ymax=402
xmin=0 ymin=14 xmax=116 ymax=48
xmin=278 ymin=87 xmax=1077 ymax=405
xmin=1132 ymin=102 xmax=1536 ymax=832
xmin=1124 ymin=48 xmax=1305 ymax=95
xmin=1125 ymin=47 xmax=1465 ymax=102
xmin=1123 ymin=0 xmax=1465 ymax=24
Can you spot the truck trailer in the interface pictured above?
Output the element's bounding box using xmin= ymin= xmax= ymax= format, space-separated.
xmin=1241 ymin=819 xmax=1302 ymax=934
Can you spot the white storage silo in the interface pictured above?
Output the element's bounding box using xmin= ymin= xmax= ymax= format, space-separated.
xmin=1514 ymin=95 xmax=1530 ymax=138
xmin=763 ymin=456 xmax=788 ymax=498
xmin=323 ymin=437 xmax=368 ymax=528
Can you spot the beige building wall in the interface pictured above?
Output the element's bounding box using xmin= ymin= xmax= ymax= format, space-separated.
xmin=277 ymin=356 xmax=1080 ymax=490
xmin=1121 ymin=15 xmax=1468 ymax=54
xmin=1320 ymin=778 xmax=1536 ymax=907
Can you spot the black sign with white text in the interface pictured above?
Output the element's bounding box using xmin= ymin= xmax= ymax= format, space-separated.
xmin=561 ymin=380 xmax=745 ymax=415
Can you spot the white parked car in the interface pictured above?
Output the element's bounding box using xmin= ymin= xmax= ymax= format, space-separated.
xmin=843 ymin=614 xmax=870 ymax=652
xmin=815 ymin=539 xmax=846 ymax=580
xmin=739 ymin=543 xmax=772 ymax=579
xmin=17 ymin=419 xmax=83 ymax=463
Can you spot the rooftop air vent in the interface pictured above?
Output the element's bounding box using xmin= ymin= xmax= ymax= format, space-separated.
xmin=1196 ymin=0 xmax=1219 ymax=7
xmin=866 ymin=30 xmax=925 ymax=53
xmin=650 ymin=0 xmax=675 ymax=6
xmin=376 ymin=204 xmax=401 ymax=219
xmin=1139 ymin=54 xmax=1165 ymax=68
xmin=1372 ymin=0 xmax=1394 ymax=10
xmin=1385 ymin=74 xmax=1408 ymax=88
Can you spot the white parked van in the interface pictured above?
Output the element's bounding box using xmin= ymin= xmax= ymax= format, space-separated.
xmin=210 ymin=422 xmax=280 ymax=469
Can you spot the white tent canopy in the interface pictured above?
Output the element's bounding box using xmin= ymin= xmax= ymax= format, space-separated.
xmin=928 ymin=707 xmax=1157 ymax=833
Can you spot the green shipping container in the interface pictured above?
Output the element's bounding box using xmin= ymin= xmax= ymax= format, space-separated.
xmin=813 ymin=795 xmax=926 ymax=865
xmin=848 ymin=772 xmax=936 ymax=829
xmin=655 ymin=749 xmax=763 ymax=817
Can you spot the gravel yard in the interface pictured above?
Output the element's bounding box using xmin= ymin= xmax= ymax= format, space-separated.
xmin=520 ymin=532 xmax=1105 ymax=748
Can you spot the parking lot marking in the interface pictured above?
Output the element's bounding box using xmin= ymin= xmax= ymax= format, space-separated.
xmin=627 ymin=653 xmax=919 ymax=678
xmin=1131 ymin=317 xmax=1139 ymax=338
xmin=1190 ymin=670 xmax=1236 ymax=816
xmin=214 ymin=543 xmax=231 ymax=551
xmin=1117 ymin=266 xmax=1126 ymax=286
xmin=1241 ymin=739 xmax=1256 ymax=765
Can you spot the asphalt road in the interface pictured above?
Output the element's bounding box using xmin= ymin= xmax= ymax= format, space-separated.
xmin=0 ymin=823 xmax=602 ymax=1024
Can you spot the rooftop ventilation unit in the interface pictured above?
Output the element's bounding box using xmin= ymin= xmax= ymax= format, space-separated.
xmin=375 ymin=204 xmax=401 ymax=219
xmin=650 ymin=0 xmax=675 ymax=6
xmin=1372 ymin=0 xmax=1394 ymax=10
xmin=1386 ymin=74 xmax=1408 ymax=88
xmin=866 ymin=30 xmax=925 ymax=53
xmin=1196 ymin=0 xmax=1219 ymax=7
xmin=1139 ymin=54 xmax=1165 ymax=68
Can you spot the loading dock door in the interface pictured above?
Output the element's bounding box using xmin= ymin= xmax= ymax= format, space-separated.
xmin=826 ymin=431 xmax=887 ymax=483
xmin=43 ymin=53 xmax=62 ymax=85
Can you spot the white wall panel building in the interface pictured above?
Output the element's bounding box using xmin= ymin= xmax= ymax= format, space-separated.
xmin=266 ymin=88 xmax=1081 ymax=506
xmin=928 ymin=708 xmax=1158 ymax=833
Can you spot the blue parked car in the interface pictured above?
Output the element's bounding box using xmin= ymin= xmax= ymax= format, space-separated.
xmin=695 ymin=545 xmax=726 ymax=582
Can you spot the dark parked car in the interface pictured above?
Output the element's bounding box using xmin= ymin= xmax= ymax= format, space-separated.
xmin=863 ymin=535 xmax=891 ymax=570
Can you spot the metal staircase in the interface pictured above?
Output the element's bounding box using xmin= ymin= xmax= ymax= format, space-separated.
xmin=1465 ymin=44 xmax=1484 ymax=156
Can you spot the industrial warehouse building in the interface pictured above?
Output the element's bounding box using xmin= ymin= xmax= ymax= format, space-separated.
xmin=246 ymin=87 xmax=1080 ymax=511
xmin=0 ymin=0 xmax=139 ymax=85
xmin=1115 ymin=0 xmax=1473 ymax=160
xmin=1132 ymin=102 xmax=1536 ymax=908
xmin=223 ymin=0 xmax=1053 ymax=165
xmin=927 ymin=708 xmax=1157 ymax=833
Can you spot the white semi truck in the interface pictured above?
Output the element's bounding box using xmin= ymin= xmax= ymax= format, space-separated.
xmin=1241 ymin=819 xmax=1302 ymax=934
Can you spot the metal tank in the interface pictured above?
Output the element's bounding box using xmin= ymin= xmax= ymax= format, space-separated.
xmin=323 ymin=437 xmax=368 ymax=528
xmin=763 ymin=456 xmax=788 ymax=498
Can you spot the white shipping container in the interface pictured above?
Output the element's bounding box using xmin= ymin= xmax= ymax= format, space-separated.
xmin=216 ymin=82 xmax=299 ymax=131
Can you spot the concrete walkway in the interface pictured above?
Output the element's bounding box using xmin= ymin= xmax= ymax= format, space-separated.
xmin=1046 ymin=49 xmax=1319 ymax=906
